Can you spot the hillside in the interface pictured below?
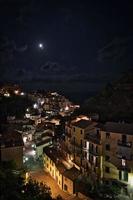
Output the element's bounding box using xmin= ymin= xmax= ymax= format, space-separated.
xmin=80 ymin=72 xmax=133 ymax=122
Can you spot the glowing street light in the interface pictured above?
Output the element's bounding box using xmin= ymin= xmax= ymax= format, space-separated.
xmin=33 ymin=103 xmax=38 ymax=109
xmin=20 ymin=92 xmax=25 ymax=96
xmin=14 ymin=90 xmax=19 ymax=95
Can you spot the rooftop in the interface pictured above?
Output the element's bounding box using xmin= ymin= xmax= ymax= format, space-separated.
xmin=43 ymin=146 xmax=63 ymax=163
xmin=0 ymin=129 xmax=23 ymax=148
xmin=72 ymin=119 xmax=95 ymax=129
xmin=36 ymin=136 xmax=52 ymax=146
xmin=102 ymin=122 xmax=133 ymax=135
xmin=63 ymin=167 xmax=80 ymax=181
xmin=56 ymin=162 xmax=67 ymax=174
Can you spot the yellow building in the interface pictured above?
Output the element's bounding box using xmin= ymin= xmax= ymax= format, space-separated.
xmin=85 ymin=127 xmax=103 ymax=182
xmin=65 ymin=119 xmax=133 ymax=196
xmin=43 ymin=147 xmax=81 ymax=194
xmin=65 ymin=119 xmax=97 ymax=172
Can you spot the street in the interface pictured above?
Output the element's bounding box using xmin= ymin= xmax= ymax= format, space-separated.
xmin=30 ymin=169 xmax=91 ymax=200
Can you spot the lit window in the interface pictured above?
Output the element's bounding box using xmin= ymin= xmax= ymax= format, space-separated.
xmin=122 ymin=159 xmax=126 ymax=166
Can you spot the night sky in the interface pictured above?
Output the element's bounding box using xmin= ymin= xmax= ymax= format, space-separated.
xmin=0 ymin=0 xmax=133 ymax=101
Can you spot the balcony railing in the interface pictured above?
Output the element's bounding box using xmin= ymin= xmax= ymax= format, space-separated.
xmin=116 ymin=152 xmax=133 ymax=161
xmin=85 ymin=134 xmax=101 ymax=145
xmin=117 ymin=140 xmax=132 ymax=148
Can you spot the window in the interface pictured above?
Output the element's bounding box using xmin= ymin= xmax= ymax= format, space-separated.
xmin=122 ymin=159 xmax=126 ymax=166
xmin=96 ymin=129 xmax=101 ymax=138
xmin=80 ymin=130 xmax=83 ymax=134
xmin=105 ymin=155 xmax=110 ymax=161
xmin=96 ymin=146 xmax=98 ymax=153
xmin=96 ymin=129 xmax=99 ymax=135
xmin=64 ymin=184 xmax=68 ymax=191
xmin=96 ymin=157 xmax=98 ymax=167
xmin=80 ymin=139 xmax=83 ymax=147
xmin=84 ymin=141 xmax=86 ymax=148
xmin=105 ymin=166 xmax=110 ymax=173
xmin=119 ymin=171 xmax=128 ymax=182
xmin=122 ymin=135 xmax=127 ymax=142
xmin=105 ymin=144 xmax=110 ymax=151
xmin=106 ymin=132 xmax=110 ymax=139
xmin=91 ymin=143 xmax=94 ymax=151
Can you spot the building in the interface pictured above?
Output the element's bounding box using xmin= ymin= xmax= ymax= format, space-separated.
xmin=65 ymin=119 xmax=97 ymax=173
xmin=35 ymin=136 xmax=52 ymax=158
xmin=0 ymin=129 xmax=23 ymax=169
xmin=100 ymin=122 xmax=133 ymax=194
xmin=43 ymin=146 xmax=81 ymax=194
xmin=63 ymin=167 xmax=81 ymax=194
xmin=65 ymin=119 xmax=133 ymax=195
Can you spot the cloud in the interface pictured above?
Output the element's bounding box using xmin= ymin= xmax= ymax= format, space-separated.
xmin=98 ymin=36 xmax=133 ymax=63
xmin=14 ymin=45 xmax=28 ymax=52
xmin=40 ymin=61 xmax=78 ymax=75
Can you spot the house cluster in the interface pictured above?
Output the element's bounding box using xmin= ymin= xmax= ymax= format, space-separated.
xmin=0 ymin=116 xmax=57 ymax=169
xmin=43 ymin=116 xmax=133 ymax=196
xmin=0 ymin=84 xmax=25 ymax=97
xmin=28 ymin=91 xmax=80 ymax=117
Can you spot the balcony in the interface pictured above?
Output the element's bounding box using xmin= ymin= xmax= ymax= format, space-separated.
xmin=116 ymin=152 xmax=133 ymax=161
xmin=117 ymin=166 xmax=131 ymax=173
xmin=85 ymin=134 xmax=101 ymax=145
xmin=117 ymin=140 xmax=132 ymax=148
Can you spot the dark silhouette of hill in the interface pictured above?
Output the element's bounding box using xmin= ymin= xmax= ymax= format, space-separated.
xmin=80 ymin=71 xmax=133 ymax=122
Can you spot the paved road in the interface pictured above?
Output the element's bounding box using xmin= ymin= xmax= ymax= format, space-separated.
xmin=31 ymin=170 xmax=71 ymax=199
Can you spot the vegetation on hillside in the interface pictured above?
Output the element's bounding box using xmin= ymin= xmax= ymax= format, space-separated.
xmin=0 ymin=95 xmax=33 ymax=120
xmin=0 ymin=162 xmax=52 ymax=200
xmin=80 ymin=72 xmax=133 ymax=122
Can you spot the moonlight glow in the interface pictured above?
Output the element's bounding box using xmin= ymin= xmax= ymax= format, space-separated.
xmin=38 ymin=43 xmax=44 ymax=49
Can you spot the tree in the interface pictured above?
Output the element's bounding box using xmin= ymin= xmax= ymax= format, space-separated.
xmin=93 ymin=183 xmax=121 ymax=200
xmin=0 ymin=162 xmax=52 ymax=200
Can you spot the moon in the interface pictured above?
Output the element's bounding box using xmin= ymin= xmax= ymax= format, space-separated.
xmin=38 ymin=43 xmax=44 ymax=49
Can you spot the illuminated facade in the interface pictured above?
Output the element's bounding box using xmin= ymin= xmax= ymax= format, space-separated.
xmin=65 ymin=119 xmax=133 ymax=195
xmin=43 ymin=147 xmax=81 ymax=194
xmin=100 ymin=122 xmax=133 ymax=192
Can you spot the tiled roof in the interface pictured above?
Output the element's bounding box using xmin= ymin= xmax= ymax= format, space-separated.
xmin=43 ymin=146 xmax=63 ymax=163
xmin=63 ymin=167 xmax=80 ymax=181
xmin=0 ymin=129 xmax=23 ymax=147
xmin=102 ymin=122 xmax=133 ymax=135
xmin=72 ymin=120 xmax=93 ymax=129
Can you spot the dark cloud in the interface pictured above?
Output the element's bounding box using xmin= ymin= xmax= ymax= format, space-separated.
xmin=98 ymin=36 xmax=133 ymax=63
xmin=40 ymin=61 xmax=78 ymax=75
xmin=14 ymin=44 xmax=28 ymax=52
